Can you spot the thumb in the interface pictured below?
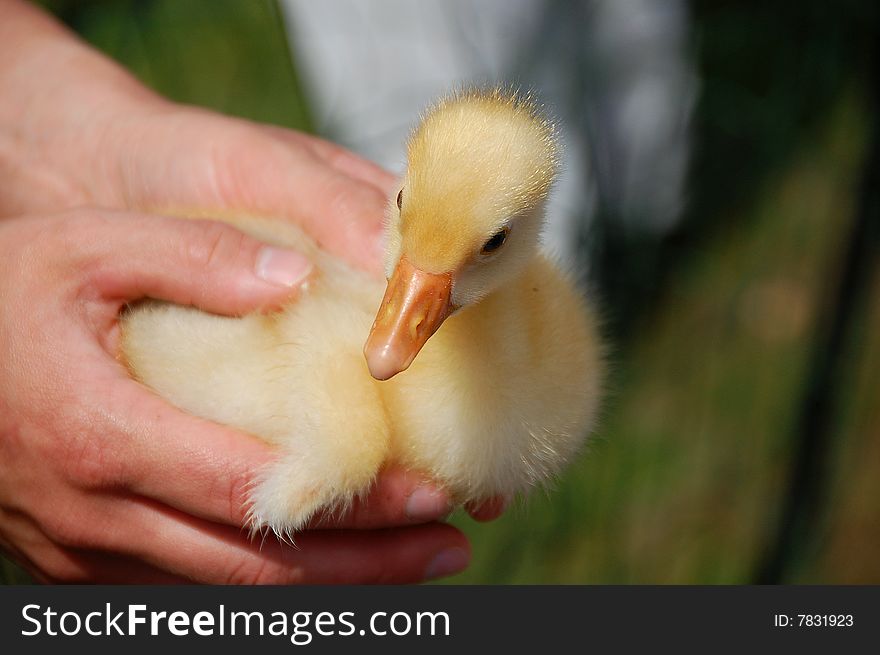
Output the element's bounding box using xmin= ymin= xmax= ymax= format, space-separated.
xmin=82 ymin=211 xmax=313 ymax=315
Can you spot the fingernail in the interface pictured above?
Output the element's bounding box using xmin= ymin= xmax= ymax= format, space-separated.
xmin=424 ymin=547 xmax=469 ymax=581
xmin=255 ymin=246 xmax=313 ymax=287
xmin=406 ymin=486 xmax=452 ymax=522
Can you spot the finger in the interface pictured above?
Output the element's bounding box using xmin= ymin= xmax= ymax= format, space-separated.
xmin=308 ymin=467 xmax=452 ymax=530
xmin=205 ymin=128 xmax=389 ymax=276
xmin=93 ymin=497 xmax=471 ymax=584
xmin=83 ymin=376 xmax=277 ymax=529
xmin=0 ymin=507 xmax=189 ymax=584
xmin=260 ymin=126 xmax=399 ymax=196
xmin=289 ymin=524 xmax=471 ymax=584
xmin=75 ymin=210 xmax=313 ymax=316
xmin=53 ymin=551 xmax=192 ymax=584
xmin=466 ymin=496 xmax=510 ymax=522
xmin=241 ymin=151 xmax=389 ymax=276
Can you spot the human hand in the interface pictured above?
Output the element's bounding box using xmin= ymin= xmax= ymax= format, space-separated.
xmin=0 ymin=0 xmax=392 ymax=276
xmin=0 ymin=1 xmax=504 ymax=583
xmin=0 ymin=209 xmax=480 ymax=583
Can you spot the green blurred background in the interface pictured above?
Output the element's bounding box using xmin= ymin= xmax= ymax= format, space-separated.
xmin=3 ymin=0 xmax=878 ymax=584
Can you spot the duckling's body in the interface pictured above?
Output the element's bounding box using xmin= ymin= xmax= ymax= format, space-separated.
xmin=121 ymin=90 xmax=603 ymax=533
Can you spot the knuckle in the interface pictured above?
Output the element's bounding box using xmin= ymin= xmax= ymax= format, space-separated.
xmin=188 ymin=222 xmax=250 ymax=273
xmin=208 ymin=129 xmax=269 ymax=206
xmin=65 ymin=446 xmax=116 ymax=491
xmin=325 ymin=179 xmax=385 ymax=229
xmin=324 ymin=144 xmax=362 ymax=173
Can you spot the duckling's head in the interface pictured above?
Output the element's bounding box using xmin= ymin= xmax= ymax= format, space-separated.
xmin=364 ymin=89 xmax=559 ymax=380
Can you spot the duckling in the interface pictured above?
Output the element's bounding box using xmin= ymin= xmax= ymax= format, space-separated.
xmin=121 ymin=89 xmax=603 ymax=535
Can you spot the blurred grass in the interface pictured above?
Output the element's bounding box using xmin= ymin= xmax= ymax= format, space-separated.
xmin=1 ymin=557 xmax=31 ymax=585
xmin=3 ymin=2 xmax=877 ymax=584
xmin=814 ymin=265 xmax=880 ymax=583
xmin=40 ymin=0 xmax=312 ymax=130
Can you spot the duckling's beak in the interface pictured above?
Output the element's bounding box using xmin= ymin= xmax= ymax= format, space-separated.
xmin=364 ymin=256 xmax=453 ymax=380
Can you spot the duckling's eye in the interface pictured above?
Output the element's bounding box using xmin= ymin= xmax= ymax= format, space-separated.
xmin=396 ymin=189 xmax=403 ymax=210
xmin=481 ymin=227 xmax=510 ymax=255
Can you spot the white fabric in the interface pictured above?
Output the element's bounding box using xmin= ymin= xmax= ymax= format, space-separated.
xmin=279 ymin=0 xmax=694 ymax=260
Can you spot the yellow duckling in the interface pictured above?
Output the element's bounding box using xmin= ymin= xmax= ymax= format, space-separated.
xmin=121 ymin=89 xmax=603 ymax=534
